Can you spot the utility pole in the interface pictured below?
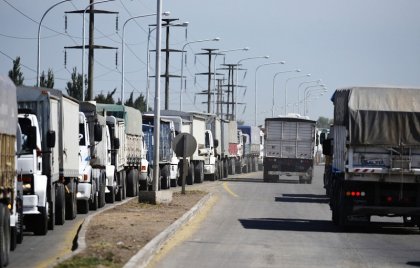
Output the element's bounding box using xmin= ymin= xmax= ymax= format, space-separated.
xmin=195 ymin=48 xmax=219 ymax=113
xmin=65 ymin=1 xmax=118 ymax=101
xmin=150 ymin=18 xmax=187 ymax=110
xmin=218 ymin=64 xmax=245 ymax=120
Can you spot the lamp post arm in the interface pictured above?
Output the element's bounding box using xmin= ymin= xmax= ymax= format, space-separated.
xmin=37 ymin=0 xmax=71 ymax=87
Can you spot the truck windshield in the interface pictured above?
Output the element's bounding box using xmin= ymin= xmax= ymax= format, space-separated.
xmin=205 ymin=132 xmax=210 ymax=148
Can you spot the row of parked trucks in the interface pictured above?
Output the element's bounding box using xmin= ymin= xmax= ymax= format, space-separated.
xmin=0 ymin=76 xmax=264 ymax=267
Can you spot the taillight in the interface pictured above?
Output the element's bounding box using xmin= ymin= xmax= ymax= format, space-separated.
xmin=141 ymin=165 xmax=147 ymax=171
xmin=83 ymin=174 xmax=88 ymax=181
xmin=346 ymin=191 xmax=365 ymax=197
xmin=36 ymin=148 xmax=42 ymax=157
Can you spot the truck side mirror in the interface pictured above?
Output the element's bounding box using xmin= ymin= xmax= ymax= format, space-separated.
xmin=114 ymin=137 xmax=120 ymax=150
xmin=94 ymin=124 xmax=103 ymax=142
xmin=27 ymin=126 xmax=38 ymax=150
xmin=47 ymin=130 xmax=56 ymax=148
xmin=320 ymin=132 xmax=326 ymax=144
xmin=322 ymin=139 xmax=331 ymax=156
xmin=214 ymin=139 xmax=219 ymax=148
xmin=316 ymin=133 xmax=320 ymax=146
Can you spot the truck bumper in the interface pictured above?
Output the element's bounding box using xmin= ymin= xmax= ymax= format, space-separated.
xmin=353 ymin=205 xmax=420 ymax=216
xmin=77 ymin=182 xmax=92 ymax=201
xmin=204 ymin=164 xmax=215 ymax=175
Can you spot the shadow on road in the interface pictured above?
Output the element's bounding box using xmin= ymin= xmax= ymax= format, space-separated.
xmin=221 ymin=178 xmax=265 ymax=183
xmin=275 ymin=194 xmax=329 ymax=204
xmin=407 ymin=262 xmax=420 ymax=267
xmin=238 ymin=218 xmax=420 ymax=234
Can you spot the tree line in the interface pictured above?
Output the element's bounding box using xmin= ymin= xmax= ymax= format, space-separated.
xmin=8 ymin=56 xmax=148 ymax=113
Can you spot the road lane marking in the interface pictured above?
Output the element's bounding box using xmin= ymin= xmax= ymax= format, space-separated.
xmin=223 ymin=182 xmax=239 ymax=198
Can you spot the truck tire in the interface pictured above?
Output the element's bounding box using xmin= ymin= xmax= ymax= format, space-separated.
xmin=194 ymin=162 xmax=204 ymax=183
xmin=228 ymin=159 xmax=235 ymax=175
xmin=223 ymin=160 xmax=228 ymax=178
xmin=65 ymin=179 xmax=77 ymax=220
xmin=98 ymin=173 xmax=106 ymax=208
xmin=89 ymin=184 xmax=98 ymax=211
xmin=34 ymin=206 xmax=48 ymax=235
xmin=122 ymin=171 xmax=127 ymax=200
xmin=48 ymin=200 xmax=55 ymax=231
xmin=161 ymin=166 xmax=170 ymax=189
xmin=105 ymin=185 xmax=116 ymax=203
xmin=0 ymin=203 xmax=10 ymax=267
xmin=126 ymin=169 xmax=137 ymax=197
xmin=55 ymin=183 xmax=66 ymax=225
xmin=187 ymin=162 xmax=195 ymax=185
xmin=15 ymin=197 xmax=23 ymax=245
xmin=77 ymin=199 xmax=89 ymax=214
xmin=116 ymin=172 xmax=124 ymax=201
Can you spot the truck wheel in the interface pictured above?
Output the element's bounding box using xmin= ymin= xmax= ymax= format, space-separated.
xmin=77 ymin=199 xmax=89 ymax=214
xmin=116 ymin=172 xmax=123 ymax=201
xmin=10 ymin=226 xmax=16 ymax=251
xmin=122 ymin=172 xmax=127 ymax=200
xmin=98 ymin=173 xmax=106 ymax=208
xmin=55 ymin=184 xmax=66 ymax=225
xmin=187 ymin=162 xmax=195 ymax=185
xmin=65 ymin=179 xmax=77 ymax=220
xmin=48 ymin=188 xmax=55 ymax=231
xmin=89 ymin=180 xmax=98 ymax=211
xmin=34 ymin=206 xmax=48 ymax=235
xmin=194 ymin=162 xmax=204 ymax=183
xmin=105 ymin=186 xmax=116 ymax=204
xmin=161 ymin=166 xmax=170 ymax=189
xmin=16 ymin=197 xmax=23 ymax=244
xmin=223 ymin=161 xmax=228 ymax=178
xmin=0 ymin=204 xmax=10 ymax=266
xmin=126 ymin=169 xmax=136 ymax=197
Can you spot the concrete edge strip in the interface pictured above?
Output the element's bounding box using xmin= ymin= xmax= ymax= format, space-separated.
xmin=123 ymin=192 xmax=212 ymax=268
xmin=51 ymin=197 xmax=136 ymax=267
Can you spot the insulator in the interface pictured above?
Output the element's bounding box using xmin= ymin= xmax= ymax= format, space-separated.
xmin=64 ymin=50 xmax=67 ymax=68
xmin=184 ymin=53 xmax=187 ymax=65
xmin=194 ymin=76 xmax=197 ymax=86
xmin=194 ymin=55 xmax=197 ymax=65
xmin=115 ymin=50 xmax=118 ymax=68
xmin=243 ymin=71 xmax=247 ymax=80
xmin=115 ymin=16 xmax=119 ymax=33
xmin=194 ymin=95 xmax=196 ymax=104
xmin=184 ymin=79 xmax=187 ymax=91
xmin=185 ymin=28 xmax=188 ymax=41
xmin=64 ymin=15 xmax=68 ymax=33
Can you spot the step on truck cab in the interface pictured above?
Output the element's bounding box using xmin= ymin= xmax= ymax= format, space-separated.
xmin=263 ymin=115 xmax=316 ymax=183
xmin=326 ymin=87 xmax=420 ymax=228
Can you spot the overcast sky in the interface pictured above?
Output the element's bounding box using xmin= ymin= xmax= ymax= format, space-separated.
xmin=1 ymin=0 xmax=419 ymax=126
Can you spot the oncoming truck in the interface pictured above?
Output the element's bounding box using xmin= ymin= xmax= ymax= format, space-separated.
xmin=325 ymin=87 xmax=420 ymax=228
xmin=263 ymin=115 xmax=316 ymax=183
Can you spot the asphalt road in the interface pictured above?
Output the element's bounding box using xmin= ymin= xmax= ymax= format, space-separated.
xmin=152 ymin=165 xmax=420 ymax=268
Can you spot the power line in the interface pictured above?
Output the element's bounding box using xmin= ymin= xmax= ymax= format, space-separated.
xmin=0 ymin=32 xmax=61 ymax=40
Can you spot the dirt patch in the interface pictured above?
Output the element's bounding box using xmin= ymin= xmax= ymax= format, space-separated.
xmin=57 ymin=190 xmax=207 ymax=268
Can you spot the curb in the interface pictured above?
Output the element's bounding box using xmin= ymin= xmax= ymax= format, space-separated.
xmin=123 ymin=192 xmax=212 ymax=268
xmin=51 ymin=197 xmax=136 ymax=267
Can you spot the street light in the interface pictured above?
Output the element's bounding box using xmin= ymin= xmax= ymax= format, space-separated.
xmin=37 ymin=0 xmax=72 ymax=87
xmin=254 ymin=61 xmax=286 ymax=125
xmin=296 ymin=79 xmax=321 ymax=114
xmin=146 ymin=21 xmax=188 ymax=111
xmin=271 ymin=69 xmax=301 ymax=117
xmin=81 ymin=0 xmax=115 ymax=101
xmin=180 ymin=37 xmax=220 ymax=111
xmin=235 ymin=55 xmax=269 ymax=120
xmin=283 ymin=73 xmax=311 ymax=115
xmin=304 ymin=86 xmax=327 ymax=116
xmin=121 ymin=12 xmax=170 ymax=103
xmin=212 ymin=47 xmax=250 ymax=115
